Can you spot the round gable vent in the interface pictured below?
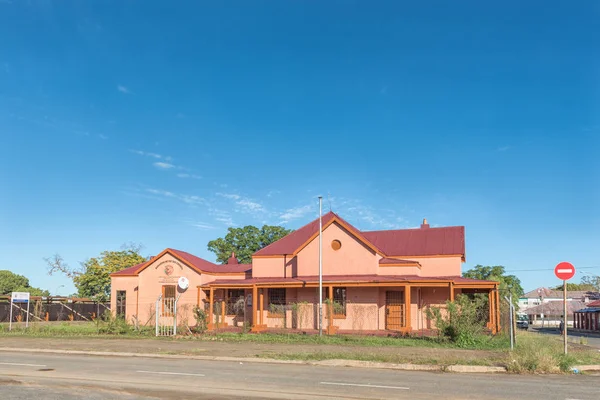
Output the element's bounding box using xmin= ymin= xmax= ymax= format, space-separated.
xmin=331 ymin=239 xmax=342 ymax=251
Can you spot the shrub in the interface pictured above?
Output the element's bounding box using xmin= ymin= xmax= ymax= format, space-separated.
xmin=193 ymin=306 xmax=208 ymax=333
xmin=95 ymin=311 xmax=131 ymax=335
xmin=426 ymin=294 xmax=489 ymax=348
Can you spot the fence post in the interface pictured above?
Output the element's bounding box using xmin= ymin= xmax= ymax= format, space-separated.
xmin=155 ymin=295 xmax=161 ymax=337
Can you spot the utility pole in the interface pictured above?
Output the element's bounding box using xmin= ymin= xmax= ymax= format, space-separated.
xmin=318 ymin=196 xmax=323 ymax=337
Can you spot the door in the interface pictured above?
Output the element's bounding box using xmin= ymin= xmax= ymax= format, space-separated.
xmin=385 ymin=290 xmax=404 ymax=330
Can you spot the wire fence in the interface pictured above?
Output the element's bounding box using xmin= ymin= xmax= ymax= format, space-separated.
xmin=0 ymin=301 xmax=110 ymax=323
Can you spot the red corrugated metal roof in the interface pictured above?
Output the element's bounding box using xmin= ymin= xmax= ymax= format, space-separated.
xmin=254 ymin=211 xmax=465 ymax=259
xmin=111 ymin=249 xmax=250 ymax=277
xmin=362 ymin=226 xmax=465 ymax=258
xmin=111 ymin=262 xmax=147 ymax=276
xmin=588 ymin=300 xmax=600 ymax=307
xmin=379 ymin=258 xmax=420 ymax=265
xmin=254 ymin=212 xmax=337 ymax=256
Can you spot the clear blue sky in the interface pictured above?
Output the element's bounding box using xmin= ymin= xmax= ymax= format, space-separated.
xmin=0 ymin=1 xmax=598 ymax=295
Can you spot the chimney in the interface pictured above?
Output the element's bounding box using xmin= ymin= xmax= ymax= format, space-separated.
xmin=227 ymin=251 xmax=239 ymax=265
xmin=421 ymin=218 xmax=430 ymax=229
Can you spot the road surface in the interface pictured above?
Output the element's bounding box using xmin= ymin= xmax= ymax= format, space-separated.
xmin=0 ymin=351 xmax=597 ymax=399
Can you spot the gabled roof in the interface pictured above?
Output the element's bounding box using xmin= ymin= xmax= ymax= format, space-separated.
xmin=254 ymin=212 xmax=383 ymax=257
xmin=362 ymin=226 xmax=465 ymax=259
xmin=587 ymin=300 xmax=600 ymax=307
xmin=521 ymin=287 xmax=598 ymax=300
xmin=110 ymin=248 xmax=250 ymax=277
xmin=253 ymin=211 xmax=465 ymax=259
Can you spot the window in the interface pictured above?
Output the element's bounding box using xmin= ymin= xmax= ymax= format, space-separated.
xmin=116 ymin=290 xmax=126 ymax=317
xmin=333 ymin=287 xmax=347 ymax=316
xmin=268 ymin=288 xmax=286 ymax=305
xmin=162 ymin=285 xmax=176 ymax=316
xmin=227 ymin=289 xmax=245 ymax=315
xmin=268 ymin=288 xmax=286 ymax=316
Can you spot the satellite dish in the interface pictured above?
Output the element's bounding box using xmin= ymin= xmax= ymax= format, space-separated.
xmin=178 ymin=276 xmax=189 ymax=290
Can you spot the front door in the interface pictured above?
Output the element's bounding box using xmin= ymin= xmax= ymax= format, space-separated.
xmin=385 ymin=290 xmax=404 ymax=330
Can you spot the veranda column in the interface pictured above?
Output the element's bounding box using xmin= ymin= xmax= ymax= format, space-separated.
xmin=252 ymin=285 xmax=257 ymax=328
xmin=259 ymin=289 xmax=264 ymax=326
xmin=495 ymin=287 xmax=501 ymax=332
xmin=208 ymin=287 xmax=214 ymax=330
xmin=405 ymin=285 xmax=412 ymax=332
xmin=488 ymin=290 xmax=494 ymax=330
xmin=327 ymin=285 xmax=334 ymax=334
xmin=449 ymin=282 xmax=454 ymax=302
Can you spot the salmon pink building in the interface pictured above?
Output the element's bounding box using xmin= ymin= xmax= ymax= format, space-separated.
xmin=111 ymin=212 xmax=501 ymax=334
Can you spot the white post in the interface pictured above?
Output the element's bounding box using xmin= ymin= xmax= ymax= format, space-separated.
xmin=563 ymin=280 xmax=568 ymax=355
xmin=318 ymin=196 xmax=323 ymax=337
xmin=155 ymin=295 xmax=161 ymax=337
xmin=9 ymin=296 xmax=13 ymax=331
xmin=505 ymin=295 xmax=514 ymax=351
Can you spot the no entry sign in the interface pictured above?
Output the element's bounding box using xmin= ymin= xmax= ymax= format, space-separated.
xmin=555 ymin=262 xmax=575 ymax=281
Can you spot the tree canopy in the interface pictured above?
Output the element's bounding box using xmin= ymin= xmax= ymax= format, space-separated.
xmin=0 ymin=270 xmax=49 ymax=296
xmin=46 ymin=244 xmax=146 ymax=300
xmin=463 ymin=265 xmax=524 ymax=305
xmin=580 ymin=275 xmax=600 ymax=292
xmin=551 ymin=282 xmax=597 ymax=291
xmin=207 ymin=225 xmax=293 ymax=264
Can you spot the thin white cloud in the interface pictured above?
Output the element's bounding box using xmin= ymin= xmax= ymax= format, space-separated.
xmin=267 ymin=190 xmax=281 ymax=198
xmin=237 ymin=198 xmax=265 ymax=212
xmin=209 ymin=208 xmax=235 ymax=227
xmin=117 ymin=85 xmax=131 ymax=94
xmin=177 ymin=173 xmax=202 ymax=180
xmin=190 ymin=222 xmax=215 ymax=230
xmin=146 ymin=188 xmax=205 ymax=205
xmin=217 ymin=193 xmax=241 ymax=200
xmin=130 ymin=149 xmax=171 ymax=160
xmin=279 ymin=204 xmax=314 ymax=224
xmin=497 ymin=146 xmax=511 ymax=152
xmin=153 ymin=162 xmax=175 ymax=170
xmin=175 ymin=112 xmax=185 ymax=119
xmin=99 ymin=134 xmax=108 ymax=140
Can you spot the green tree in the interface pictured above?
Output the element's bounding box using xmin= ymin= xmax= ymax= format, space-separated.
xmin=46 ymin=244 xmax=146 ymax=300
xmin=0 ymin=270 xmax=49 ymax=296
xmin=463 ymin=265 xmax=524 ymax=305
xmin=551 ymin=282 xmax=596 ymax=291
xmin=207 ymin=225 xmax=293 ymax=264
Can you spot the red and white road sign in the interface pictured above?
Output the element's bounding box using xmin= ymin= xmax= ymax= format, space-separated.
xmin=554 ymin=262 xmax=575 ymax=281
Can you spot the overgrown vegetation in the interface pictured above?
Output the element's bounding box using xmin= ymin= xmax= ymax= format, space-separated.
xmin=192 ymin=306 xmax=208 ymax=333
xmin=426 ymin=294 xmax=491 ymax=348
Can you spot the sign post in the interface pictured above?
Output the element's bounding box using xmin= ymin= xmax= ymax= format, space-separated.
xmin=9 ymin=292 xmax=31 ymax=331
xmin=554 ymin=262 xmax=575 ymax=355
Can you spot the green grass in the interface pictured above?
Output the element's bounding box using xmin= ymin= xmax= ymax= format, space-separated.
xmin=0 ymin=321 xmax=154 ymax=337
xmin=203 ymin=331 xmax=510 ymax=350
xmin=505 ymin=331 xmax=600 ymax=373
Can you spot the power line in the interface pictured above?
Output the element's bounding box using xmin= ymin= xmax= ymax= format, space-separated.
xmin=504 ymin=266 xmax=599 ymax=273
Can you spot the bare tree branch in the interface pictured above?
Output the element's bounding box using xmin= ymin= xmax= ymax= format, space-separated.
xmin=44 ymin=254 xmax=80 ymax=279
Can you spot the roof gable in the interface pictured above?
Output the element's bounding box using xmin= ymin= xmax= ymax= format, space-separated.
xmin=253 ymin=212 xmax=383 ymax=257
xmin=110 ymin=248 xmax=250 ymax=277
xmin=254 ymin=212 xmax=465 ymax=259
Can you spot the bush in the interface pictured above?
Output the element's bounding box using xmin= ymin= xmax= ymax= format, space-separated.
xmin=193 ymin=306 xmax=208 ymax=333
xmin=426 ymin=294 xmax=489 ymax=348
xmin=95 ymin=311 xmax=131 ymax=335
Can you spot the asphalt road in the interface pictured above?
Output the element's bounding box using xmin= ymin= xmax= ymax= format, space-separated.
xmin=0 ymin=352 xmax=598 ymax=400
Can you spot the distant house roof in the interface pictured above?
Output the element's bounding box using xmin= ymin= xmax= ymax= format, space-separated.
xmin=524 ymin=300 xmax=587 ymax=316
xmin=521 ymin=287 xmax=599 ymax=300
xmin=253 ymin=211 xmax=465 ymax=259
xmin=110 ymin=248 xmax=250 ymax=277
